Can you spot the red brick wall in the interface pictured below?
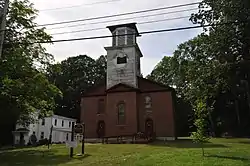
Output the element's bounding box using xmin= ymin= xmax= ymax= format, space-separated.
xmin=138 ymin=91 xmax=175 ymax=137
xmin=81 ymin=79 xmax=175 ymax=139
xmin=81 ymin=96 xmax=107 ymax=138
xmin=81 ymin=92 xmax=138 ymax=138
xmin=106 ymin=92 xmax=137 ymax=136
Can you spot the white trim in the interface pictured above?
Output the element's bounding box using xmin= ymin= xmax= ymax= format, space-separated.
xmin=52 ymin=115 xmax=77 ymax=121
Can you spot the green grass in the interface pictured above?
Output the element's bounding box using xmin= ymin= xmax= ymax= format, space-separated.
xmin=1 ymin=138 xmax=250 ymax=166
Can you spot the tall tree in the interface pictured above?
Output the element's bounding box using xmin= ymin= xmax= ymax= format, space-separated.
xmin=191 ymin=0 xmax=250 ymax=135
xmin=148 ymin=34 xmax=229 ymax=136
xmin=0 ymin=0 xmax=61 ymax=145
xmin=47 ymin=55 xmax=107 ymax=119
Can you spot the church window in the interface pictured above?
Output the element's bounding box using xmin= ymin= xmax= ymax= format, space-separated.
xmin=112 ymin=31 xmax=117 ymax=46
xmin=98 ymin=99 xmax=105 ymax=114
xmin=117 ymin=102 xmax=125 ymax=125
xmin=145 ymin=96 xmax=152 ymax=109
xmin=117 ymin=29 xmax=125 ymax=46
xmin=117 ymin=56 xmax=127 ymax=64
xmin=127 ymin=28 xmax=135 ymax=45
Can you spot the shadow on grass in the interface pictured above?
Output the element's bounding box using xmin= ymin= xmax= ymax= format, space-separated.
xmin=149 ymin=140 xmax=227 ymax=149
xmin=0 ymin=149 xmax=91 ymax=166
xmin=238 ymin=141 xmax=250 ymax=144
xmin=207 ymin=155 xmax=250 ymax=161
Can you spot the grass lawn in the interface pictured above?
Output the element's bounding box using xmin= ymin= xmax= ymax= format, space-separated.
xmin=1 ymin=138 xmax=250 ymax=166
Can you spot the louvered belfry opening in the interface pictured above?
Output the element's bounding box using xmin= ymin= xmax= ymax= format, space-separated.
xmin=112 ymin=27 xmax=136 ymax=47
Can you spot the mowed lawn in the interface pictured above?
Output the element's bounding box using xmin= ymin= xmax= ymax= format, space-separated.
xmin=1 ymin=138 xmax=250 ymax=166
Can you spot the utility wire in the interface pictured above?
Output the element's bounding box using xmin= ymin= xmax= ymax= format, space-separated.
xmin=6 ymin=21 xmax=244 ymax=45
xmin=47 ymin=8 xmax=198 ymax=30
xmin=25 ymin=21 xmax=244 ymax=44
xmin=39 ymin=0 xmax=121 ymax=12
xmin=9 ymin=24 xmax=211 ymax=45
xmin=51 ymin=16 xmax=190 ymax=35
xmin=37 ymin=2 xmax=201 ymax=27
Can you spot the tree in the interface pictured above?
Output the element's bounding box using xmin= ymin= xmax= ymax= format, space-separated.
xmin=47 ymin=55 xmax=107 ymax=119
xmin=0 ymin=0 xmax=61 ymax=145
xmin=147 ymin=56 xmax=175 ymax=87
xmin=191 ymin=0 xmax=250 ymax=136
xmin=148 ymin=33 xmax=229 ymax=136
xmin=191 ymin=99 xmax=209 ymax=157
xmin=149 ymin=0 xmax=250 ymax=137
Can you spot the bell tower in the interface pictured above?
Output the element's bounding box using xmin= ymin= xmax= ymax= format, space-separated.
xmin=105 ymin=23 xmax=143 ymax=89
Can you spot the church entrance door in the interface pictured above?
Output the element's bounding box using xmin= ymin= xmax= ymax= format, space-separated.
xmin=145 ymin=119 xmax=154 ymax=140
xmin=97 ymin=121 xmax=105 ymax=138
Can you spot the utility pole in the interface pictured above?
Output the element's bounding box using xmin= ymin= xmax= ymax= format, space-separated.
xmin=0 ymin=0 xmax=9 ymax=59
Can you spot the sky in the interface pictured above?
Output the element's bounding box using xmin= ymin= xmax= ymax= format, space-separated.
xmin=29 ymin=0 xmax=202 ymax=76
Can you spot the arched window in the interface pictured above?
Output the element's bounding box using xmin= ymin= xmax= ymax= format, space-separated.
xmin=145 ymin=96 xmax=152 ymax=109
xmin=117 ymin=102 xmax=125 ymax=125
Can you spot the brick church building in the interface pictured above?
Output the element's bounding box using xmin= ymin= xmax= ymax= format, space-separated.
xmin=80 ymin=23 xmax=177 ymax=140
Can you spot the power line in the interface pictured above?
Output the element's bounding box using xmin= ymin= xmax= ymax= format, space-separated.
xmin=47 ymin=8 xmax=198 ymax=30
xmin=39 ymin=0 xmax=121 ymax=12
xmin=139 ymin=16 xmax=190 ymax=25
xmin=52 ymin=28 xmax=105 ymax=35
xmin=38 ymin=2 xmax=201 ymax=27
xmin=6 ymin=21 xmax=242 ymax=45
xmin=51 ymin=16 xmax=190 ymax=36
xmin=14 ymin=24 xmax=209 ymax=45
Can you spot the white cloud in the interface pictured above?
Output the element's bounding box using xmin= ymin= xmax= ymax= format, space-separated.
xmin=29 ymin=0 xmax=202 ymax=75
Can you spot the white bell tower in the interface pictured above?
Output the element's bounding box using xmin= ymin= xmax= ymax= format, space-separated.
xmin=105 ymin=23 xmax=143 ymax=89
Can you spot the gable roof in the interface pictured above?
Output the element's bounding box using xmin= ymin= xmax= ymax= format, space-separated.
xmin=138 ymin=77 xmax=174 ymax=92
xmin=82 ymin=77 xmax=174 ymax=97
xmin=106 ymin=83 xmax=140 ymax=93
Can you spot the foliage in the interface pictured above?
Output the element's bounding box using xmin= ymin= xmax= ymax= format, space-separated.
xmin=190 ymin=0 xmax=250 ymax=136
xmin=191 ymin=99 xmax=209 ymax=156
xmin=149 ymin=0 xmax=250 ymax=137
xmin=47 ymin=55 xmax=107 ymax=119
xmin=148 ymin=34 xmax=229 ymax=135
xmin=0 ymin=0 xmax=61 ymax=145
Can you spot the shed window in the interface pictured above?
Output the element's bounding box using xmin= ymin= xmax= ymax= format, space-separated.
xmin=54 ymin=119 xmax=57 ymax=126
xmin=41 ymin=119 xmax=45 ymax=126
xmin=40 ymin=132 xmax=44 ymax=140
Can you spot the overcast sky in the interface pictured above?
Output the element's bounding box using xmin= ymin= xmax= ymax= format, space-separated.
xmin=29 ymin=0 xmax=202 ymax=76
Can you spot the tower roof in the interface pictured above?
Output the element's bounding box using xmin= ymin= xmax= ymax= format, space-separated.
xmin=106 ymin=23 xmax=140 ymax=36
